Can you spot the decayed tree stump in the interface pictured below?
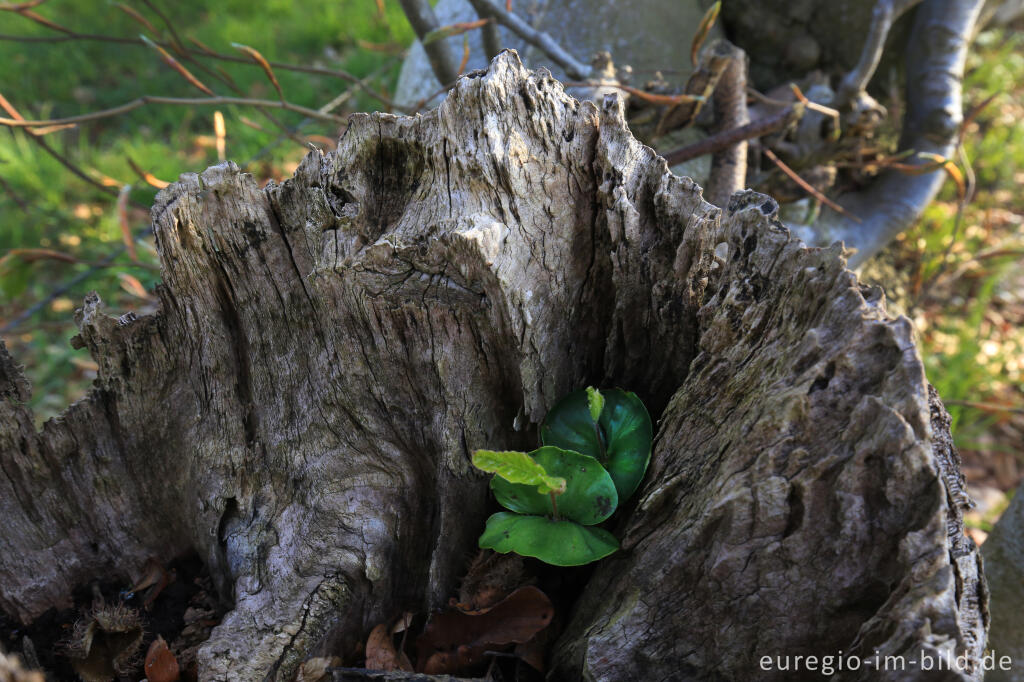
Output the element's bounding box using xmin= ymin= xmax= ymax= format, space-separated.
xmin=0 ymin=52 xmax=985 ymax=680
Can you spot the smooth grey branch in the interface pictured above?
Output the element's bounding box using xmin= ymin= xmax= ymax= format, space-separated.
xmin=466 ymin=0 xmax=503 ymax=60
xmin=470 ymin=0 xmax=591 ymax=80
xmin=398 ymin=0 xmax=459 ymax=87
xmin=836 ymin=0 xmax=924 ymax=108
xmin=812 ymin=0 xmax=984 ymax=268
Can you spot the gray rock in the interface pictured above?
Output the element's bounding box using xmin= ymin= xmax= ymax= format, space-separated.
xmin=394 ymin=0 xmax=718 ymax=108
xmin=983 ymin=489 xmax=1024 ymax=680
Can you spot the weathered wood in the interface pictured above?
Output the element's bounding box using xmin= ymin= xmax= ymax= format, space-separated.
xmin=552 ymin=201 xmax=987 ymax=679
xmin=0 ymin=52 xmax=985 ymax=680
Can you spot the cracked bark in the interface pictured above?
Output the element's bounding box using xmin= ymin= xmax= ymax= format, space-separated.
xmin=0 ymin=52 xmax=985 ymax=680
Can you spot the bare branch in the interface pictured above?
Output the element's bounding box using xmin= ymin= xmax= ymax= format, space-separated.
xmin=466 ymin=0 xmax=503 ymax=60
xmin=764 ymin=149 xmax=860 ymax=221
xmin=0 ymin=95 xmax=348 ymax=128
xmin=0 ymin=29 xmax=398 ymax=110
xmin=705 ymin=41 xmax=748 ymax=208
xmin=812 ymin=0 xmax=984 ymax=268
xmin=398 ymin=0 xmax=459 ymax=87
xmin=139 ymin=0 xmax=186 ymax=54
xmin=467 ymin=0 xmax=591 ymax=80
xmin=662 ymin=103 xmax=804 ymax=166
xmin=836 ymin=0 xmax=923 ymax=108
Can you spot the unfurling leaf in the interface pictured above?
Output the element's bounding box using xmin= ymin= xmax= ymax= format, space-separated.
xmin=586 ymin=386 xmax=604 ymax=423
xmin=472 ymin=449 xmax=566 ymax=495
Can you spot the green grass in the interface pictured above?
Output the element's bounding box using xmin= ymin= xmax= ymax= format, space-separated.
xmin=0 ymin=0 xmax=413 ymax=419
xmin=903 ymin=26 xmax=1024 ymax=455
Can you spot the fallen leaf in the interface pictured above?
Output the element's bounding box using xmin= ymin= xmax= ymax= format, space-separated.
xmin=144 ymin=636 xmax=179 ymax=682
xmin=391 ymin=612 xmax=415 ymax=635
xmin=416 ymin=586 xmax=554 ymax=674
xmin=296 ymin=656 xmax=340 ymax=681
xmin=456 ymin=549 xmax=524 ymax=613
xmin=365 ymin=623 xmax=413 ymax=672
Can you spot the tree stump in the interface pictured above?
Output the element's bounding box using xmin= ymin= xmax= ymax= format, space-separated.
xmin=0 ymin=52 xmax=986 ymax=680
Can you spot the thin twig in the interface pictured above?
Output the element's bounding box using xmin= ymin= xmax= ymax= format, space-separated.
xmin=0 ymin=31 xmax=399 ymax=110
xmin=468 ymin=0 xmax=591 ymax=79
xmin=0 ymin=174 xmax=31 ymax=212
xmin=662 ymin=103 xmax=803 ymax=166
xmin=0 ymin=93 xmax=144 ymax=204
xmin=562 ymin=81 xmax=703 ymax=107
xmin=656 ymin=38 xmax=730 ymax=138
xmin=139 ymin=0 xmax=186 ymax=53
xmin=0 ymin=236 xmax=147 ymax=334
xmin=0 ymin=95 xmax=347 ymax=128
xmin=918 ymin=145 xmax=978 ymax=299
xmin=942 ymin=400 xmax=1024 ymax=416
xmin=763 ymin=148 xmax=861 ymax=221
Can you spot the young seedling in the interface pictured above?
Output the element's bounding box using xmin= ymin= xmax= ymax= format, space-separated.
xmin=472 ymin=387 xmax=653 ymax=566
xmin=541 ymin=387 xmax=653 ymax=501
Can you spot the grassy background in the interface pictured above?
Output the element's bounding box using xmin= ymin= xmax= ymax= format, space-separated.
xmin=0 ymin=4 xmax=1021 ymax=492
xmin=0 ymin=0 xmax=411 ymax=416
xmin=881 ymin=26 xmax=1024 ymax=495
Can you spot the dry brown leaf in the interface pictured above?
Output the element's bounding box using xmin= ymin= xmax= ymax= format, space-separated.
xmin=144 ymin=635 xmax=179 ymax=682
xmin=127 ymin=156 xmax=170 ymax=188
xmin=296 ymin=656 xmax=340 ymax=681
xmin=365 ymin=623 xmax=413 ymax=672
xmin=391 ymin=611 xmax=415 ymax=635
xmin=2 ymin=248 xmax=79 ymax=264
xmin=141 ymin=35 xmax=214 ymax=96
xmin=119 ymin=273 xmax=151 ymax=300
xmin=690 ymin=1 xmax=721 ymax=66
xmin=113 ymin=3 xmax=158 ymax=34
xmin=117 ymin=184 xmax=138 ymax=262
xmin=232 ymin=43 xmax=283 ymax=101
xmin=416 ymin=585 xmax=554 ymax=675
xmin=456 ymin=550 xmax=525 ymax=613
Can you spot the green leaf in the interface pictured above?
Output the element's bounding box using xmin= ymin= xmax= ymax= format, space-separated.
xmin=490 ymin=446 xmax=617 ymax=525
xmin=586 ymin=386 xmax=604 ymax=423
xmin=478 ymin=512 xmax=619 ymax=566
xmin=541 ymin=389 xmax=653 ymax=503
xmin=472 ymin=449 xmax=566 ymax=495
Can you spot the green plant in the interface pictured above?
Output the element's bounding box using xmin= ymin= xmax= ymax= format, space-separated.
xmin=473 ymin=387 xmax=652 ymax=566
